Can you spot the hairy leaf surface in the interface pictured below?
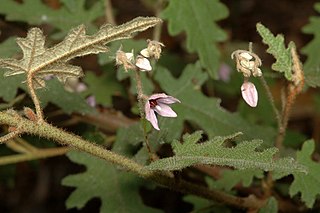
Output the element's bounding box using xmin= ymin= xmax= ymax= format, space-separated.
xmin=256 ymin=23 xmax=294 ymax=81
xmin=62 ymin=151 xmax=161 ymax=213
xmin=162 ymin=0 xmax=228 ymax=78
xmin=147 ymin=131 xmax=306 ymax=174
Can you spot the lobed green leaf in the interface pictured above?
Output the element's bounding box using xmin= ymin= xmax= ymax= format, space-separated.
xmin=289 ymin=140 xmax=320 ymax=208
xmin=162 ymin=0 xmax=228 ymax=78
xmin=147 ymin=131 xmax=306 ymax=175
xmin=301 ymin=3 xmax=320 ymax=87
xmin=256 ymin=23 xmax=293 ymax=81
xmin=62 ymin=151 xmax=161 ymax=213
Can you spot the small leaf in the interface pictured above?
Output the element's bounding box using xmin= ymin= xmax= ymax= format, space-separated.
xmin=147 ymin=131 xmax=306 ymax=174
xmin=256 ymin=23 xmax=293 ymax=81
xmin=62 ymin=151 xmax=161 ymax=213
xmin=162 ymin=0 xmax=228 ymax=78
xmin=289 ymin=140 xmax=320 ymax=208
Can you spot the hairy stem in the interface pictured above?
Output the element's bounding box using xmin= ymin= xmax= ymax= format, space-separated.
xmin=27 ymin=74 xmax=44 ymax=122
xmin=0 ymin=111 xmax=265 ymax=209
xmin=133 ymin=69 xmax=153 ymax=156
xmin=259 ymin=76 xmax=281 ymax=129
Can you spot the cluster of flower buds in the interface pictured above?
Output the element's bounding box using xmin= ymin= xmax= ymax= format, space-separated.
xmin=115 ymin=40 xmax=180 ymax=130
xmin=231 ymin=49 xmax=262 ymax=107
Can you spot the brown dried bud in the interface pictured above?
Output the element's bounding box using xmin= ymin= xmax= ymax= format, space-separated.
xmin=140 ymin=39 xmax=165 ymax=60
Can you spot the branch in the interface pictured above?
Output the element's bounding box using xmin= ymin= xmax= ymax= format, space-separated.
xmin=0 ymin=111 xmax=266 ymax=209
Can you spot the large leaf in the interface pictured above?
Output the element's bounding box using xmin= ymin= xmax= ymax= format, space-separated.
xmin=147 ymin=131 xmax=306 ymax=175
xmin=162 ymin=0 xmax=228 ymax=78
xmin=0 ymin=17 xmax=161 ymax=88
xmin=62 ymin=151 xmax=161 ymax=213
xmin=289 ymin=140 xmax=320 ymax=208
xmin=256 ymin=23 xmax=294 ymax=81
xmin=301 ymin=3 xmax=320 ymax=87
xmin=0 ymin=0 xmax=104 ymax=38
xmin=155 ymin=62 xmax=276 ymax=146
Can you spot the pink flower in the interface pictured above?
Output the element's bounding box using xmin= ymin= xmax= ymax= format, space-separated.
xmin=241 ymin=81 xmax=258 ymax=107
xmin=145 ymin=93 xmax=180 ymax=130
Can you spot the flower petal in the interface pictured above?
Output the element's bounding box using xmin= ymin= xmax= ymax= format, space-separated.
xmin=149 ymin=93 xmax=180 ymax=105
xmin=149 ymin=93 xmax=169 ymax=100
xmin=241 ymin=82 xmax=258 ymax=107
xmin=153 ymin=103 xmax=177 ymax=117
xmin=135 ymin=56 xmax=152 ymax=71
xmin=157 ymin=96 xmax=180 ymax=105
xmin=145 ymin=101 xmax=160 ymax=130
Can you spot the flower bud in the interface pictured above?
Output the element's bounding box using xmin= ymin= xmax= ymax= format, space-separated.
xmin=241 ymin=81 xmax=258 ymax=107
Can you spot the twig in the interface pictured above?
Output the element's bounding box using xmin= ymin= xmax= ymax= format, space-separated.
xmin=27 ymin=73 xmax=44 ymax=122
xmin=0 ymin=147 xmax=69 ymax=165
xmin=0 ymin=130 xmax=21 ymax=144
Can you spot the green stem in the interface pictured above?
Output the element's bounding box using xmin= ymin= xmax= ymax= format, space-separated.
xmin=0 ymin=147 xmax=69 ymax=165
xmin=259 ymin=76 xmax=281 ymax=129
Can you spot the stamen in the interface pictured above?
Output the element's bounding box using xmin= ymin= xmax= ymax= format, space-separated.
xmin=149 ymin=99 xmax=157 ymax=108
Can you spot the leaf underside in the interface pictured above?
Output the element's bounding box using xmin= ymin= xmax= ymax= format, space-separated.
xmin=0 ymin=17 xmax=161 ymax=89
